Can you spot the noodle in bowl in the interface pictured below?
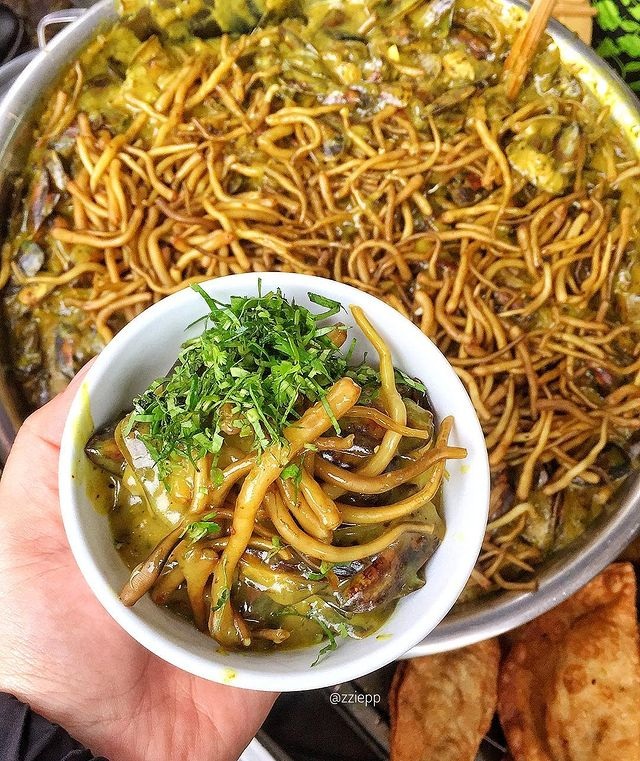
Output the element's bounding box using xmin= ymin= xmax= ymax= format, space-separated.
xmin=58 ymin=273 xmax=489 ymax=689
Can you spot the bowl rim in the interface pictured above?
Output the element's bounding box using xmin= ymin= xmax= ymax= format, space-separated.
xmin=58 ymin=272 xmax=489 ymax=690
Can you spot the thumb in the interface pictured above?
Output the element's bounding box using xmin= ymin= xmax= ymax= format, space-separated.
xmin=20 ymin=359 xmax=96 ymax=450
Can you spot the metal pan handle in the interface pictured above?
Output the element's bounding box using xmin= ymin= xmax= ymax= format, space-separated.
xmin=37 ymin=8 xmax=87 ymax=50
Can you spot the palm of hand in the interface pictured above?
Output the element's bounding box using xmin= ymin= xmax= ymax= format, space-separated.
xmin=0 ymin=382 xmax=275 ymax=761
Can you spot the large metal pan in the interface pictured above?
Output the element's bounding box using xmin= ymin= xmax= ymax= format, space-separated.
xmin=0 ymin=0 xmax=638 ymax=654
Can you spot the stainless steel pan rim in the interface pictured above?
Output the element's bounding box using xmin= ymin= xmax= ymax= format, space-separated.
xmin=413 ymin=1 xmax=640 ymax=654
xmin=0 ymin=0 xmax=638 ymax=653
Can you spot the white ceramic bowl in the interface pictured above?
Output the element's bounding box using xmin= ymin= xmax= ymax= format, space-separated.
xmin=58 ymin=273 xmax=489 ymax=691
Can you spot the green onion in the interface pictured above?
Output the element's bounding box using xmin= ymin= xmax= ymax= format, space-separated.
xmin=280 ymin=462 xmax=302 ymax=485
xmin=267 ymin=535 xmax=282 ymax=560
xmin=183 ymin=511 xmax=220 ymax=543
xmin=212 ymin=587 xmax=230 ymax=612
xmin=310 ymin=616 xmax=349 ymax=667
xmin=305 ymin=560 xmax=335 ymax=581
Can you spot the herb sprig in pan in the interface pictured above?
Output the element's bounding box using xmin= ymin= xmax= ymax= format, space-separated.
xmin=124 ymin=285 xmax=379 ymax=476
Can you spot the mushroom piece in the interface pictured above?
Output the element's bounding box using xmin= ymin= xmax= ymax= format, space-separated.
xmin=119 ymin=526 xmax=185 ymax=606
xmin=85 ymin=423 xmax=125 ymax=476
xmin=337 ymin=533 xmax=439 ymax=613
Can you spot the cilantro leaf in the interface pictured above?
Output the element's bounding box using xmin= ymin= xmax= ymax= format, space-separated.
xmin=183 ymin=511 xmax=220 ymax=543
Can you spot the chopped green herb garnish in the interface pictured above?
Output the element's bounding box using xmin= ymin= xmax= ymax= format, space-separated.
xmin=280 ymin=462 xmax=302 ymax=485
xmin=305 ymin=560 xmax=335 ymax=580
xmin=212 ymin=587 xmax=230 ymax=612
xmin=183 ymin=511 xmax=220 ymax=542
xmin=127 ymin=286 xmax=379 ymax=478
xmin=267 ymin=535 xmax=282 ymax=560
xmin=395 ymin=369 xmax=429 ymax=394
xmin=311 ymin=617 xmax=349 ymax=667
xmin=307 ymin=292 xmax=342 ymax=319
xmin=210 ymin=465 xmax=224 ymax=488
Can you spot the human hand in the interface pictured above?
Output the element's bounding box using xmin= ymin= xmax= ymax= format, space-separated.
xmin=0 ymin=369 xmax=276 ymax=761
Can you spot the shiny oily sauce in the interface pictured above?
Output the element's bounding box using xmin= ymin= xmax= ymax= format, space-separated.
xmin=85 ymin=291 xmax=459 ymax=655
xmin=97 ymin=397 xmax=444 ymax=653
xmin=2 ymin=0 xmax=640 ymax=601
